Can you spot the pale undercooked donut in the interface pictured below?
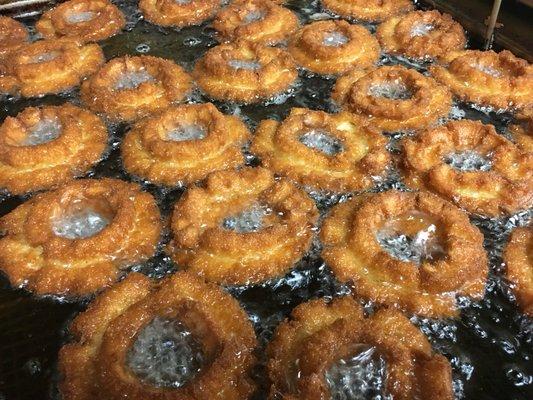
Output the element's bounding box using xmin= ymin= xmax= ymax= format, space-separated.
xmin=139 ymin=0 xmax=222 ymax=28
xmin=0 ymin=16 xmax=29 ymax=57
xmin=322 ymin=0 xmax=414 ymax=22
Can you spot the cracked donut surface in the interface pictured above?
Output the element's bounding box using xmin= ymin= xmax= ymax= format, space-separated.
xmin=322 ymin=0 xmax=414 ymax=22
xmin=140 ymin=0 xmax=222 ymax=28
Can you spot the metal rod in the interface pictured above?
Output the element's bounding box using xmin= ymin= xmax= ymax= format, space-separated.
xmin=484 ymin=0 xmax=503 ymax=49
xmin=0 ymin=0 xmax=50 ymax=11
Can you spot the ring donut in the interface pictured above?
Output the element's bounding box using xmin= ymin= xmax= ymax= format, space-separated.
xmin=322 ymin=0 xmax=414 ymax=22
xmin=139 ymin=0 xmax=222 ymax=28
xmin=168 ymin=167 xmax=319 ymax=285
xmin=401 ymin=120 xmax=533 ymax=217
xmin=252 ymin=108 xmax=390 ymax=192
xmin=81 ymin=55 xmax=193 ymax=122
xmin=0 ymin=16 xmax=29 ymax=57
xmin=0 ymin=104 xmax=107 ymax=195
xmin=320 ymin=190 xmax=488 ymax=317
xmin=0 ymin=178 xmax=161 ymax=297
xmin=59 ymin=271 xmax=258 ymax=400
xmin=267 ymin=296 xmax=454 ymax=399
xmin=288 ymin=19 xmax=380 ymax=75
xmin=121 ymin=103 xmax=251 ymax=186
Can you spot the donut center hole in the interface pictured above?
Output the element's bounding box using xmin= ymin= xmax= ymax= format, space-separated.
xmin=52 ymin=208 xmax=110 ymax=239
xmin=325 ymin=345 xmax=387 ymax=400
xmin=410 ymin=23 xmax=435 ymax=37
xmin=23 ymin=118 xmax=62 ymax=146
xmin=222 ymin=204 xmax=272 ymax=233
xmin=30 ymin=51 xmax=59 ymax=64
xmin=65 ymin=10 xmax=96 ymax=24
xmin=114 ymin=69 xmax=155 ymax=91
xmin=368 ymin=79 xmax=413 ymax=100
xmin=322 ymin=31 xmax=349 ymax=47
xmin=444 ymin=150 xmax=493 ymax=172
xmin=299 ymin=130 xmax=344 ymax=156
xmin=127 ymin=317 xmax=205 ymax=389
xmin=376 ymin=210 xmax=445 ymax=264
xmin=243 ymin=10 xmax=266 ymax=24
xmin=166 ymin=124 xmax=206 ymax=142
xmin=471 ymin=62 xmax=503 ymax=78
xmin=228 ymin=59 xmax=262 ymax=71
xmin=174 ymin=0 xmax=192 ymax=4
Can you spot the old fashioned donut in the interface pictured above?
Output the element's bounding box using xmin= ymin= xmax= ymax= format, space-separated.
xmin=288 ymin=19 xmax=380 ymax=75
xmin=252 ymin=108 xmax=390 ymax=192
xmin=0 ymin=178 xmax=161 ymax=297
xmin=169 ymin=167 xmax=319 ymax=285
xmin=0 ymin=104 xmax=107 ymax=195
xmin=0 ymin=16 xmax=29 ymax=57
xmin=376 ymin=10 xmax=466 ymax=61
xmin=509 ymin=108 xmax=533 ymax=153
xmin=320 ymin=191 xmax=488 ymax=317
xmin=59 ymin=271 xmax=258 ymax=400
xmin=122 ymin=103 xmax=251 ymax=186
xmin=81 ymin=55 xmax=192 ymax=122
xmin=213 ymin=0 xmax=299 ymax=45
xmin=430 ymin=50 xmax=533 ymax=110
xmin=332 ymin=65 xmax=452 ymax=132
xmin=193 ymin=40 xmax=298 ymax=104
xmin=401 ymin=120 xmax=533 ymax=217
xmin=36 ymin=0 xmax=125 ymax=43
xmin=139 ymin=0 xmax=222 ymax=28
xmin=0 ymin=38 xmax=104 ymax=97
xmin=322 ymin=0 xmax=414 ymax=22
xmin=267 ymin=296 xmax=454 ymax=399
xmin=503 ymin=226 xmax=533 ymax=317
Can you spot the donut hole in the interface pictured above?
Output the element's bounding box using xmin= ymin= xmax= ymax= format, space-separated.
xmin=470 ymin=62 xmax=504 ymax=78
xmin=175 ymin=0 xmax=192 ymax=5
xmin=21 ymin=118 xmax=62 ymax=146
xmin=444 ymin=150 xmax=493 ymax=172
xmin=243 ymin=9 xmax=266 ymax=24
xmin=299 ymin=130 xmax=344 ymax=156
xmin=222 ymin=204 xmax=273 ymax=233
xmin=322 ymin=31 xmax=349 ymax=47
xmin=29 ymin=51 xmax=60 ymax=64
xmin=52 ymin=199 xmax=115 ymax=239
xmin=65 ymin=10 xmax=96 ymax=24
xmin=113 ymin=69 xmax=155 ymax=91
xmin=410 ymin=22 xmax=435 ymax=37
xmin=228 ymin=59 xmax=262 ymax=71
xmin=165 ymin=123 xmax=207 ymax=142
xmin=368 ymin=79 xmax=413 ymax=100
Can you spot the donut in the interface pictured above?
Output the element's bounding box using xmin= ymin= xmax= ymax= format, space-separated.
xmin=288 ymin=19 xmax=380 ymax=75
xmin=59 ymin=271 xmax=258 ymax=400
xmin=430 ymin=50 xmax=533 ymax=110
xmin=81 ymin=55 xmax=193 ymax=122
xmin=168 ymin=167 xmax=319 ymax=285
xmin=0 ymin=38 xmax=104 ymax=98
xmin=320 ymin=190 xmax=488 ymax=317
xmin=139 ymin=0 xmax=222 ymax=28
xmin=121 ymin=103 xmax=251 ymax=186
xmin=36 ymin=0 xmax=125 ymax=43
xmin=401 ymin=120 xmax=533 ymax=217
xmin=267 ymin=296 xmax=454 ymax=399
xmin=503 ymin=226 xmax=533 ymax=316
xmin=332 ymin=65 xmax=452 ymax=132
xmin=252 ymin=108 xmax=390 ymax=192
xmin=193 ymin=40 xmax=298 ymax=104
xmin=213 ymin=0 xmax=299 ymax=45
xmin=376 ymin=10 xmax=466 ymax=61
xmin=0 ymin=178 xmax=161 ymax=297
xmin=0 ymin=16 xmax=29 ymax=57
xmin=0 ymin=104 xmax=107 ymax=195
xmin=509 ymin=108 xmax=533 ymax=153
xmin=322 ymin=0 xmax=414 ymax=22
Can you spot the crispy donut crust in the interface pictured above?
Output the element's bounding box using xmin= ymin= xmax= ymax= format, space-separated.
xmin=430 ymin=50 xmax=533 ymax=110
xmin=267 ymin=297 xmax=454 ymax=399
xmin=322 ymin=0 xmax=414 ymax=22
xmin=320 ymin=191 xmax=488 ymax=317
xmin=509 ymin=108 xmax=533 ymax=153
xmin=376 ymin=10 xmax=466 ymax=61
xmin=81 ymin=55 xmax=193 ymax=122
xmin=193 ymin=40 xmax=298 ymax=104
xmin=252 ymin=108 xmax=390 ymax=192
xmin=169 ymin=167 xmax=319 ymax=285
xmin=0 ymin=104 xmax=107 ymax=195
xmin=0 ymin=38 xmax=104 ymax=98
xmin=36 ymin=0 xmax=125 ymax=43
xmin=213 ymin=0 xmax=299 ymax=45
xmin=140 ymin=0 xmax=221 ymax=28
xmin=0 ymin=178 xmax=161 ymax=297
xmin=0 ymin=16 xmax=29 ymax=57
xmin=332 ymin=65 xmax=452 ymax=132
xmin=503 ymin=226 xmax=533 ymax=317
xmin=59 ymin=272 xmax=258 ymax=400
xmin=401 ymin=120 xmax=533 ymax=217
xmin=288 ymin=20 xmax=380 ymax=75
xmin=122 ymin=103 xmax=251 ymax=186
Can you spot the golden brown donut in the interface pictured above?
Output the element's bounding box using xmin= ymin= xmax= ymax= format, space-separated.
xmin=332 ymin=65 xmax=452 ymax=132
xmin=252 ymin=108 xmax=390 ymax=192
xmin=0 ymin=178 xmax=161 ymax=297
xmin=81 ymin=55 xmax=193 ymax=122
xmin=288 ymin=19 xmax=380 ymax=75
xmin=168 ymin=167 xmax=319 ymax=285
xmin=376 ymin=10 xmax=466 ymax=61
xmin=509 ymin=107 xmax=533 ymax=153
xmin=267 ymin=296 xmax=454 ymax=399
xmin=0 ymin=38 xmax=104 ymax=98
xmin=59 ymin=271 xmax=258 ymax=400
xmin=401 ymin=120 xmax=533 ymax=217
xmin=0 ymin=104 xmax=107 ymax=195
xmin=121 ymin=103 xmax=251 ymax=186
xmin=139 ymin=0 xmax=222 ymax=28
xmin=213 ymin=0 xmax=299 ymax=45
xmin=0 ymin=16 xmax=29 ymax=57
xmin=503 ymin=226 xmax=533 ymax=317
xmin=320 ymin=191 xmax=488 ymax=317
xmin=322 ymin=0 xmax=414 ymax=22
xmin=430 ymin=50 xmax=533 ymax=110
xmin=36 ymin=0 xmax=125 ymax=43
xmin=193 ymin=40 xmax=298 ymax=104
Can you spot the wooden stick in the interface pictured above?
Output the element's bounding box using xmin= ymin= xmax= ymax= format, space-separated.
xmin=484 ymin=0 xmax=503 ymax=49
